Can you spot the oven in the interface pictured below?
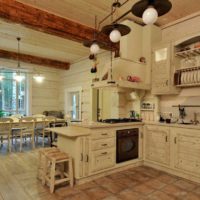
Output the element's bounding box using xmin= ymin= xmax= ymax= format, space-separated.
xmin=116 ymin=128 xmax=139 ymax=163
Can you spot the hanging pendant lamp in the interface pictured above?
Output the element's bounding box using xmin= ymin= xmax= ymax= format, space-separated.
xmin=101 ymin=0 xmax=131 ymax=43
xmin=131 ymin=0 xmax=172 ymax=24
xmin=101 ymin=23 xmax=131 ymax=43
xmin=14 ymin=37 xmax=25 ymax=82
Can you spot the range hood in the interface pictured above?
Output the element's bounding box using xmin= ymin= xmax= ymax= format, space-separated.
xmin=91 ymin=57 xmax=151 ymax=90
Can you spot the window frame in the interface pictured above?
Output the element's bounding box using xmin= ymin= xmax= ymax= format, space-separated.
xmin=65 ymin=87 xmax=82 ymax=121
xmin=0 ymin=70 xmax=29 ymax=116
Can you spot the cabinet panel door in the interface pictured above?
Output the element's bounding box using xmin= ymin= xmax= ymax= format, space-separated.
xmin=152 ymin=43 xmax=171 ymax=94
xmin=174 ymin=129 xmax=200 ymax=175
xmin=90 ymin=148 xmax=115 ymax=173
xmin=145 ymin=126 xmax=170 ymax=165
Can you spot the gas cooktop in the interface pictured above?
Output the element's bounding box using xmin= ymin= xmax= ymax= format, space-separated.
xmin=98 ymin=118 xmax=142 ymax=124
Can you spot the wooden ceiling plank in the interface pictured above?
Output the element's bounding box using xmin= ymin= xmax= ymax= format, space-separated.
xmin=0 ymin=49 xmax=70 ymax=70
xmin=0 ymin=0 xmax=116 ymax=51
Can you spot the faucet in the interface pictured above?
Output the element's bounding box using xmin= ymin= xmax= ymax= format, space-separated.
xmin=178 ymin=105 xmax=186 ymax=122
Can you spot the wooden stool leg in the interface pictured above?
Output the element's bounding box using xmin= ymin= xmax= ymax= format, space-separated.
xmin=69 ymin=158 xmax=74 ymax=187
xmin=42 ymin=156 xmax=48 ymax=185
xmin=50 ymin=161 xmax=56 ymax=193
xmin=37 ymin=151 xmax=41 ymax=179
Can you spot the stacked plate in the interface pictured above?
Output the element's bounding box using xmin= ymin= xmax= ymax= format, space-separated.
xmin=181 ymin=69 xmax=200 ymax=84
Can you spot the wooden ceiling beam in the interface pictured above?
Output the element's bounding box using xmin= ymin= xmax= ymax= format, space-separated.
xmin=0 ymin=0 xmax=117 ymax=51
xmin=0 ymin=49 xmax=70 ymax=70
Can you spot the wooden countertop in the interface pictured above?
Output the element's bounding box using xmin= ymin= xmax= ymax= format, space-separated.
xmin=70 ymin=121 xmax=143 ymax=128
xmin=145 ymin=121 xmax=200 ymax=130
xmin=45 ymin=126 xmax=90 ymax=137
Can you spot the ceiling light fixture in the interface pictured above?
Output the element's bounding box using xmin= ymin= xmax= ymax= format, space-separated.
xmin=33 ymin=74 xmax=45 ymax=83
xmin=101 ymin=0 xmax=131 ymax=43
xmin=132 ymin=0 xmax=172 ymax=25
xmin=83 ymin=0 xmax=172 ymax=57
xmin=14 ymin=37 xmax=25 ymax=82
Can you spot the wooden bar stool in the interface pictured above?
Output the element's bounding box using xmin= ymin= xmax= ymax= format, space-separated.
xmin=37 ymin=147 xmax=60 ymax=181
xmin=44 ymin=152 xmax=74 ymax=193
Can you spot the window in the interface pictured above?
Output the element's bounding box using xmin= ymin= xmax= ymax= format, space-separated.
xmin=65 ymin=87 xmax=82 ymax=121
xmin=0 ymin=70 xmax=27 ymax=116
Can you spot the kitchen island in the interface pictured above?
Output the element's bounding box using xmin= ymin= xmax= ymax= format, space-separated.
xmin=47 ymin=121 xmax=144 ymax=184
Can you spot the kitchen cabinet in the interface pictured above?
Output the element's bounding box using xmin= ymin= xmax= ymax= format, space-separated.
xmin=144 ymin=125 xmax=200 ymax=183
xmin=152 ymin=43 xmax=179 ymax=95
xmin=144 ymin=125 xmax=170 ymax=166
xmin=172 ymin=128 xmax=200 ymax=176
xmin=89 ymin=128 xmax=115 ymax=174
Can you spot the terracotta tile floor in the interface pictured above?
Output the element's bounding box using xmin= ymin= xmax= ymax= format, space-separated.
xmin=54 ymin=166 xmax=200 ymax=200
xmin=1 ymin=150 xmax=200 ymax=200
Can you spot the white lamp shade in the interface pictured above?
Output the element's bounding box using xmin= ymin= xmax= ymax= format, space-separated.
xmin=142 ymin=7 xmax=158 ymax=25
xmin=90 ymin=43 xmax=100 ymax=54
xmin=34 ymin=75 xmax=45 ymax=83
xmin=14 ymin=74 xmax=25 ymax=82
xmin=109 ymin=29 xmax=121 ymax=43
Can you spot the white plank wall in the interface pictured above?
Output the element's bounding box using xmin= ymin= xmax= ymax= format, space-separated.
xmin=59 ymin=52 xmax=110 ymax=121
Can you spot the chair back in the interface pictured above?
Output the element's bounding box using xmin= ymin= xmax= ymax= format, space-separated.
xmin=19 ymin=117 xmax=35 ymax=131
xmin=0 ymin=118 xmax=13 ymax=135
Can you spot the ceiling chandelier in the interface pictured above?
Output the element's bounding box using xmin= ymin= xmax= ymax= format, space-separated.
xmin=83 ymin=0 xmax=172 ymax=55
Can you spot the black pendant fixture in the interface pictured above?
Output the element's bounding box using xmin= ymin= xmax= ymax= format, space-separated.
xmin=131 ymin=0 xmax=172 ymax=18
xmin=101 ymin=23 xmax=131 ymax=37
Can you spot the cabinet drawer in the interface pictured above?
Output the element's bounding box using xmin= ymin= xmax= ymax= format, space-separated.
xmin=91 ymin=138 xmax=115 ymax=151
xmin=91 ymin=130 xmax=115 ymax=140
xmin=90 ymin=148 xmax=115 ymax=173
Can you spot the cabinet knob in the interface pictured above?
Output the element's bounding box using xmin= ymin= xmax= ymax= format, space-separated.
xmin=102 ymin=144 xmax=108 ymax=146
xmin=101 ymin=152 xmax=108 ymax=155
xmin=101 ymin=133 xmax=108 ymax=136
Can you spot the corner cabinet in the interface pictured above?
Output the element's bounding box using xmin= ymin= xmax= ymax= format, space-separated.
xmin=172 ymin=128 xmax=200 ymax=176
xmin=152 ymin=43 xmax=179 ymax=95
xmin=144 ymin=125 xmax=170 ymax=166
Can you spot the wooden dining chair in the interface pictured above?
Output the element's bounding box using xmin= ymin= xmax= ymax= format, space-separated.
xmin=42 ymin=116 xmax=56 ymax=147
xmin=0 ymin=118 xmax=13 ymax=152
xmin=18 ymin=117 xmax=35 ymax=152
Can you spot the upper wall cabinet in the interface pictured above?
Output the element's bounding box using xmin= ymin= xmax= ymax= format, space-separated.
xmin=152 ymin=42 xmax=179 ymax=95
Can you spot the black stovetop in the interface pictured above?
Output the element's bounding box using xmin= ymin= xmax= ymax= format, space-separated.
xmin=98 ymin=118 xmax=142 ymax=124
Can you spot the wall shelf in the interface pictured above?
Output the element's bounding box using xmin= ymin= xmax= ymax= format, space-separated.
xmin=175 ymin=47 xmax=200 ymax=58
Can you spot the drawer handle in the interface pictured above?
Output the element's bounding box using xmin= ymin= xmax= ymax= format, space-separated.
xmin=165 ymin=136 xmax=168 ymax=142
xmin=101 ymin=133 xmax=108 ymax=136
xmin=101 ymin=144 xmax=108 ymax=146
xmin=101 ymin=152 xmax=108 ymax=155
xmin=174 ymin=137 xmax=177 ymax=144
